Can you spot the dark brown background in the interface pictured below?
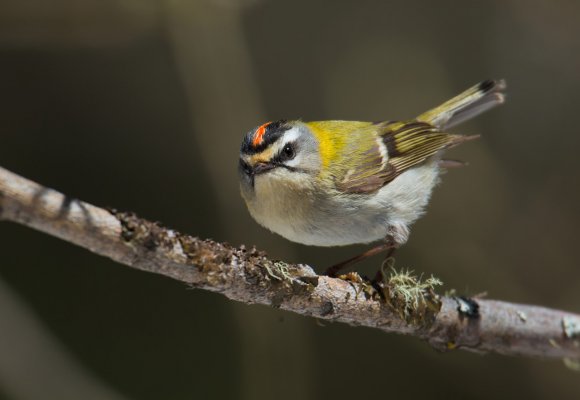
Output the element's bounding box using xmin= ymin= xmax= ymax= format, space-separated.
xmin=1 ymin=0 xmax=579 ymax=399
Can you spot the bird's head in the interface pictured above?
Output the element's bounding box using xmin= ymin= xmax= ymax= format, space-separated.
xmin=238 ymin=120 xmax=321 ymax=196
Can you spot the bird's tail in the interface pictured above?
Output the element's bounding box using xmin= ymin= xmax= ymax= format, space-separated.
xmin=417 ymin=79 xmax=506 ymax=130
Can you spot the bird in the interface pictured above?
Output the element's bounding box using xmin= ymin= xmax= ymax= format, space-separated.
xmin=238 ymin=80 xmax=506 ymax=276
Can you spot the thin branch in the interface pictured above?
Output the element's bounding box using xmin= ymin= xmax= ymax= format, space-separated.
xmin=0 ymin=165 xmax=579 ymax=360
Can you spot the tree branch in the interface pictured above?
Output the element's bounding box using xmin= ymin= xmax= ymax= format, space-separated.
xmin=1 ymin=165 xmax=579 ymax=361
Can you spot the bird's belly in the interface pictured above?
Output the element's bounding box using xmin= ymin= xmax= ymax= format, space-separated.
xmin=243 ymin=162 xmax=440 ymax=247
xmin=246 ymin=188 xmax=392 ymax=247
xmin=281 ymin=214 xmax=391 ymax=247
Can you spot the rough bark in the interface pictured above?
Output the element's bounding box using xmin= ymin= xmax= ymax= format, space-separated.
xmin=1 ymin=165 xmax=579 ymax=360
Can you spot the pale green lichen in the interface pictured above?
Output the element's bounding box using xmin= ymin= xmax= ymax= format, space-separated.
xmin=264 ymin=261 xmax=293 ymax=282
xmin=379 ymin=260 xmax=443 ymax=325
xmin=261 ymin=261 xmax=317 ymax=306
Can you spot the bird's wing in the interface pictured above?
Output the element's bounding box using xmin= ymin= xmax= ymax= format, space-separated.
xmin=335 ymin=121 xmax=469 ymax=194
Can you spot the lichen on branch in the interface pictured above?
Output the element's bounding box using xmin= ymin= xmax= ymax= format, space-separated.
xmin=1 ymin=165 xmax=579 ymax=363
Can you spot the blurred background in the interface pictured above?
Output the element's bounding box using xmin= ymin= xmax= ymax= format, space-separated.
xmin=1 ymin=0 xmax=579 ymax=399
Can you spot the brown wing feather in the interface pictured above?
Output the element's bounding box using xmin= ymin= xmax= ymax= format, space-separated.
xmin=336 ymin=121 xmax=464 ymax=194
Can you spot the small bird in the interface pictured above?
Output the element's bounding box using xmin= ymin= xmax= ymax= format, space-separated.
xmin=238 ymin=80 xmax=506 ymax=275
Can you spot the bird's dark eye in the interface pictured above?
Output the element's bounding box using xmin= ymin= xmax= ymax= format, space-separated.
xmin=280 ymin=143 xmax=296 ymax=161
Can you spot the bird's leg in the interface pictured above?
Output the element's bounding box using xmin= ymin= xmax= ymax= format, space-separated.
xmin=325 ymin=241 xmax=395 ymax=277
xmin=372 ymin=247 xmax=397 ymax=284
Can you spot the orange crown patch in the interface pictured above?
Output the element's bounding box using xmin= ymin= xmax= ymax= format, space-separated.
xmin=252 ymin=122 xmax=271 ymax=147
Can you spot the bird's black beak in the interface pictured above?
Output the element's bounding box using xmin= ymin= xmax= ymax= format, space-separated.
xmin=252 ymin=162 xmax=277 ymax=175
xmin=239 ymin=159 xmax=277 ymax=177
xmin=239 ymin=159 xmax=278 ymax=190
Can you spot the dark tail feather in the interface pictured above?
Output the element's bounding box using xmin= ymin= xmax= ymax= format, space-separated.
xmin=417 ymin=79 xmax=506 ymax=130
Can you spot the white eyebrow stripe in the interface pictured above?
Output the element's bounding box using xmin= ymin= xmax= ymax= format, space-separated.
xmin=281 ymin=128 xmax=301 ymax=144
